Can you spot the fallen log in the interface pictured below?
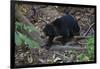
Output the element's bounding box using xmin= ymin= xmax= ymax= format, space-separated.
xmin=49 ymin=45 xmax=86 ymax=51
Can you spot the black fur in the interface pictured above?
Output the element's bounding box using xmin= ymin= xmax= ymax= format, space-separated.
xmin=43 ymin=15 xmax=80 ymax=48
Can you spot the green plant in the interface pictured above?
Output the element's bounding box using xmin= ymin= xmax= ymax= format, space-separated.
xmin=87 ymin=36 xmax=95 ymax=60
xmin=15 ymin=21 xmax=40 ymax=48
xmin=77 ymin=36 xmax=95 ymax=62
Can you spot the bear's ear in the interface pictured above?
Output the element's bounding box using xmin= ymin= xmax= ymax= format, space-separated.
xmin=52 ymin=18 xmax=61 ymax=27
xmin=43 ymin=24 xmax=55 ymax=36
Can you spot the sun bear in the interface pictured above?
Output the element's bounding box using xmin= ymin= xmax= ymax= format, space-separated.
xmin=43 ymin=15 xmax=80 ymax=49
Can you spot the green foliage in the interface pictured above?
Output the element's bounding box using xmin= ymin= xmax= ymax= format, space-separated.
xmin=16 ymin=21 xmax=37 ymax=33
xmin=15 ymin=32 xmax=23 ymax=46
xmin=78 ymin=36 xmax=95 ymax=62
xmin=87 ymin=36 xmax=95 ymax=60
xmin=15 ymin=21 xmax=40 ymax=48
xmin=77 ymin=54 xmax=89 ymax=62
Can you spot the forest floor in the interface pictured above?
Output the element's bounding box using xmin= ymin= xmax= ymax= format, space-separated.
xmin=15 ymin=4 xmax=95 ymax=66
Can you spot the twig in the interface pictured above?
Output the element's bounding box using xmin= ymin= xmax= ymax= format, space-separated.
xmin=83 ymin=23 xmax=95 ymax=36
xmin=38 ymin=58 xmax=47 ymax=64
xmin=77 ymin=42 xmax=88 ymax=45
xmin=74 ymin=36 xmax=89 ymax=40
xmin=54 ymin=52 xmax=76 ymax=62
xmin=39 ymin=18 xmax=48 ymax=24
xmin=54 ymin=52 xmax=69 ymax=59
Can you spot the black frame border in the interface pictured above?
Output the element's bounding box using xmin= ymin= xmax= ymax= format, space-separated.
xmin=10 ymin=0 xmax=97 ymax=68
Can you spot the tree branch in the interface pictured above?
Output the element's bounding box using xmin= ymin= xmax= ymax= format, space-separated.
xmin=83 ymin=23 xmax=95 ymax=36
